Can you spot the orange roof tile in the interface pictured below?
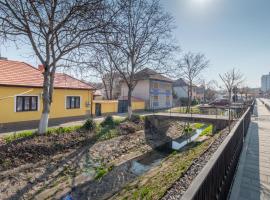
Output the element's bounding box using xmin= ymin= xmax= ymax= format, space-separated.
xmin=0 ymin=60 xmax=93 ymax=90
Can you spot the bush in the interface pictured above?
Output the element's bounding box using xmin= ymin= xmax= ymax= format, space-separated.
xmin=129 ymin=114 xmax=141 ymax=124
xmin=100 ymin=115 xmax=115 ymax=127
xmin=82 ymin=118 xmax=96 ymax=131
xmin=192 ymin=99 xmax=199 ymax=106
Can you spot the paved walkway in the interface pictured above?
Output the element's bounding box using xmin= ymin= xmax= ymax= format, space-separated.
xmin=229 ymin=99 xmax=270 ymax=200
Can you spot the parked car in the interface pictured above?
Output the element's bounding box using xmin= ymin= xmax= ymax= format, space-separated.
xmin=209 ymin=98 xmax=229 ymax=106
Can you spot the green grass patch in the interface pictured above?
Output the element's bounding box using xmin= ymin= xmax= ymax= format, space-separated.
xmin=194 ymin=123 xmax=205 ymax=129
xmin=3 ymin=130 xmax=36 ymax=143
xmin=3 ymin=125 xmax=82 ymax=143
xmin=200 ymin=125 xmax=213 ymax=136
xmin=46 ymin=125 xmax=82 ymax=135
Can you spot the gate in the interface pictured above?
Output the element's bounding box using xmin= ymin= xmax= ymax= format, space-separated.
xmin=95 ymin=103 xmax=102 ymax=116
xmin=118 ymin=100 xmax=128 ymax=113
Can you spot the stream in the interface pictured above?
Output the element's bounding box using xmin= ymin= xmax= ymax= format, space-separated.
xmin=70 ymin=127 xmax=205 ymax=200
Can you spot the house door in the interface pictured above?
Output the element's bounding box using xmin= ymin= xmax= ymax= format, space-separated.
xmin=118 ymin=100 xmax=128 ymax=113
xmin=95 ymin=103 xmax=102 ymax=116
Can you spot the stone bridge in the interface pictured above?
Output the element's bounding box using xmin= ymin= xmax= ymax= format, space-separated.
xmin=145 ymin=112 xmax=230 ymax=133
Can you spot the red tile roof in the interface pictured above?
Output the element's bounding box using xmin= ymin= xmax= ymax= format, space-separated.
xmin=0 ymin=60 xmax=93 ymax=90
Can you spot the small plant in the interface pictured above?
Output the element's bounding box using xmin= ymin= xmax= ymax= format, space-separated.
xmin=94 ymin=164 xmax=114 ymax=180
xmin=184 ymin=126 xmax=193 ymax=133
xmin=97 ymin=128 xmax=119 ymax=141
xmin=100 ymin=115 xmax=115 ymax=127
xmin=83 ymin=118 xmax=96 ymax=131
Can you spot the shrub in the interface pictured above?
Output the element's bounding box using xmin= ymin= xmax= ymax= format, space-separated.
xmin=100 ymin=115 xmax=115 ymax=127
xmin=129 ymin=114 xmax=141 ymax=124
xmin=83 ymin=118 xmax=96 ymax=131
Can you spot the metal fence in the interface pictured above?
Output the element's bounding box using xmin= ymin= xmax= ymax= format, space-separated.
xmin=181 ymin=101 xmax=255 ymax=200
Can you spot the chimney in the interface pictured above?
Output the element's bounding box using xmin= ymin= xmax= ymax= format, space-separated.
xmin=38 ymin=64 xmax=45 ymax=72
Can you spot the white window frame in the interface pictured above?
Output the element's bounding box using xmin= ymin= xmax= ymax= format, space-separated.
xmin=65 ymin=96 xmax=82 ymax=110
xmin=14 ymin=95 xmax=40 ymax=113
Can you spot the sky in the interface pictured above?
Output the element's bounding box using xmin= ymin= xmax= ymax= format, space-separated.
xmin=160 ymin=0 xmax=270 ymax=88
xmin=1 ymin=0 xmax=270 ymax=88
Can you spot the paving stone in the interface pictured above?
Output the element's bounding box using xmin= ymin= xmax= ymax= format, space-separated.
xmin=230 ymin=99 xmax=270 ymax=200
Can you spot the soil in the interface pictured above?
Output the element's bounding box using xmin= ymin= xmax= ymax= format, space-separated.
xmin=0 ymin=120 xmax=186 ymax=200
xmin=0 ymin=131 xmax=93 ymax=171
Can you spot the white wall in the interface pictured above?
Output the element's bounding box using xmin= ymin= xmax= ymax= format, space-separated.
xmin=120 ymin=80 xmax=150 ymax=100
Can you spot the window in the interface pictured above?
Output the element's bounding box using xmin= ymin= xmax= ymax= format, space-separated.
xmin=153 ymin=95 xmax=159 ymax=107
xmin=166 ymin=96 xmax=170 ymax=106
xmin=66 ymin=96 xmax=81 ymax=109
xmin=16 ymin=96 xmax=38 ymax=112
xmin=152 ymin=82 xmax=159 ymax=89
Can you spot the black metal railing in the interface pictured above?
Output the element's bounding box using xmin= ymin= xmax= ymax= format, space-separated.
xmin=181 ymin=101 xmax=255 ymax=200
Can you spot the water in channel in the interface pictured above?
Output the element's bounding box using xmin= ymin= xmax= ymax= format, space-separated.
xmin=71 ymin=127 xmax=205 ymax=200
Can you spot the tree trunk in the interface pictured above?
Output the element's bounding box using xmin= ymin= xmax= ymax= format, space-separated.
xmin=127 ymin=87 xmax=132 ymax=119
xmin=38 ymin=71 xmax=51 ymax=134
xmin=228 ymin=91 xmax=232 ymax=132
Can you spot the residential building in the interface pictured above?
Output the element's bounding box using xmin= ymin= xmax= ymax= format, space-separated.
xmin=0 ymin=59 xmax=94 ymax=126
xmin=173 ymin=78 xmax=198 ymax=100
xmin=261 ymin=73 xmax=270 ymax=93
xmin=120 ymin=68 xmax=173 ymax=110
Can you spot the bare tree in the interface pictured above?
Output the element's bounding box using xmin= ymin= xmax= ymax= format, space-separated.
xmin=178 ymin=52 xmax=209 ymax=113
xmin=100 ymin=0 xmax=177 ymax=119
xmin=73 ymin=47 xmax=121 ymax=100
xmin=0 ymin=0 xmax=109 ymax=133
xmin=203 ymin=80 xmax=219 ymax=102
xmin=219 ymin=68 xmax=244 ymax=130
xmin=219 ymin=68 xmax=244 ymax=104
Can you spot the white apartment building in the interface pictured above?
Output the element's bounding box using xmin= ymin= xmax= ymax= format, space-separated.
xmin=261 ymin=73 xmax=270 ymax=92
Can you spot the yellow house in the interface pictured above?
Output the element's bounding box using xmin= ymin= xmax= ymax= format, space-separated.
xmin=0 ymin=59 xmax=94 ymax=130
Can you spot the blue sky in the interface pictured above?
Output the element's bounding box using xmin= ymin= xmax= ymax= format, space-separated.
xmin=1 ymin=0 xmax=270 ymax=87
xmin=160 ymin=0 xmax=270 ymax=87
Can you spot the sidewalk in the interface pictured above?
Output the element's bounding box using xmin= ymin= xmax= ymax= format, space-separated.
xmin=229 ymin=99 xmax=270 ymax=200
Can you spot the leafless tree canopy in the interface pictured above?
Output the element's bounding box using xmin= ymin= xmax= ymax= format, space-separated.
xmin=0 ymin=0 xmax=109 ymax=133
xmin=178 ymin=52 xmax=209 ymax=112
xmin=219 ymin=68 xmax=244 ymax=101
xmin=101 ymin=0 xmax=177 ymax=117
